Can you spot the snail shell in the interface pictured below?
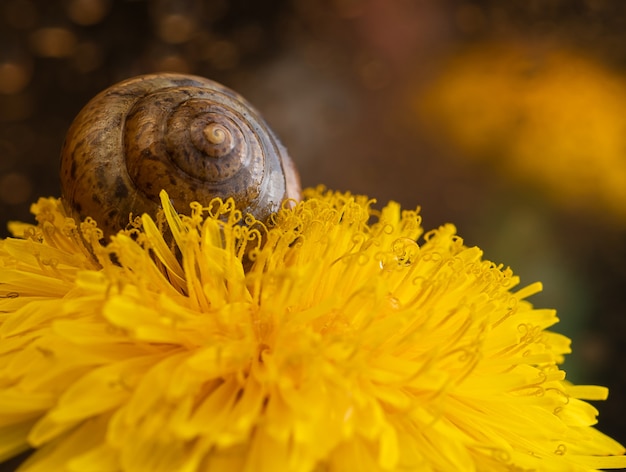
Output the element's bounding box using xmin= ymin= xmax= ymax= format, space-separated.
xmin=60 ymin=73 xmax=301 ymax=238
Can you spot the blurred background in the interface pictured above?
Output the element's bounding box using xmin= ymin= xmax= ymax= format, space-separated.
xmin=1 ymin=0 xmax=625 ymax=464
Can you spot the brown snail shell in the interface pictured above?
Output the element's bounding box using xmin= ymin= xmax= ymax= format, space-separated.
xmin=60 ymin=73 xmax=301 ymax=238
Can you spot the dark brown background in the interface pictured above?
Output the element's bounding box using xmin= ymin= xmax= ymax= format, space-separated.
xmin=1 ymin=1 xmax=626 ymax=469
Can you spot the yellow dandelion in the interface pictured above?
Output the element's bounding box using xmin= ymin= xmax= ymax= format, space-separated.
xmin=416 ymin=43 xmax=626 ymax=224
xmin=1 ymin=186 xmax=625 ymax=471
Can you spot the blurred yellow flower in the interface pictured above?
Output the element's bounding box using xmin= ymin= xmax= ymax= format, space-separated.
xmin=1 ymin=188 xmax=626 ymax=471
xmin=418 ymin=43 xmax=626 ymax=223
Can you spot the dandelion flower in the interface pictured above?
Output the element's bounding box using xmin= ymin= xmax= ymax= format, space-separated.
xmin=1 ymin=187 xmax=625 ymax=471
xmin=416 ymin=43 xmax=626 ymax=224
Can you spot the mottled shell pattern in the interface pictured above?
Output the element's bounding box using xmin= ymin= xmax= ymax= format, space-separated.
xmin=60 ymin=73 xmax=301 ymax=238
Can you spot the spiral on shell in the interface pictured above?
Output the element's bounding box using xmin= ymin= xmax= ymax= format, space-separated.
xmin=60 ymin=73 xmax=301 ymax=238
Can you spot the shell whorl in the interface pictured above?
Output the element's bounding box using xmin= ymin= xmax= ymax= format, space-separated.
xmin=60 ymin=73 xmax=300 ymax=238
